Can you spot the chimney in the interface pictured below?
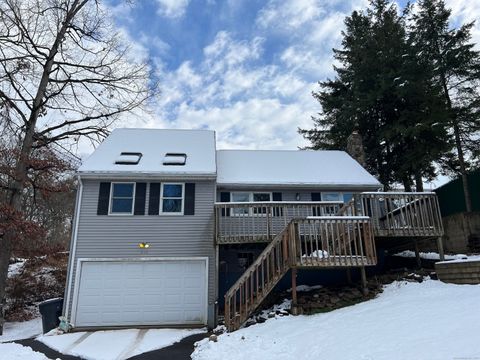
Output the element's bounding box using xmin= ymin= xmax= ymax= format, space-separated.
xmin=346 ymin=130 xmax=366 ymax=167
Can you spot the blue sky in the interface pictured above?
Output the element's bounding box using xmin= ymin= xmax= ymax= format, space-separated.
xmin=105 ymin=0 xmax=479 ymax=153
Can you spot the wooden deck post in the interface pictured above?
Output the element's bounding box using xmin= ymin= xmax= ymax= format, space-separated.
xmin=360 ymin=266 xmax=368 ymax=296
xmin=414 ymin=239 xmax=422 ymax=269
xmin=437 ymin=236 xmax=445 ymax=261
xmin=291 ymin=267 xmax=298 ymax=315
xmin=346 ymin=268 xmax=352 ymax=284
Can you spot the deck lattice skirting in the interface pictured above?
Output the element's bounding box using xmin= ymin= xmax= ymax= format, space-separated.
xmin=218 ymin=192 xmax=445 ymax=332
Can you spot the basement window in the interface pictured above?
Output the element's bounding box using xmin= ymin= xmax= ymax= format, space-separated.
xmin=163 ymin=153 xmax=187 ymax=166
xmin=115 ymin=152 xmax=142 ymax=165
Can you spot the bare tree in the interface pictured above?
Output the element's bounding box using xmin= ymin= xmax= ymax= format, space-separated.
xmin=0 ymin=0 xmax=156 ymax=333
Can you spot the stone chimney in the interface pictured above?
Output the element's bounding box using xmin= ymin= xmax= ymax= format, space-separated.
xmin=346 ymin=130 xmax=366 ymax=167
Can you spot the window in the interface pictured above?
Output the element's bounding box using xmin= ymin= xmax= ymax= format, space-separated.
xmin=252 ymin=192 xmax=271 ymax=214
xmin=231 ymin=192 xmax=250 ymax=215
xmin=160 ymin=183 xmax=184 ymax=214
xmin=109 ymin=183 xmax=135 ymax=214
xmin=115 ymin=152 xmax=142 ymax=165
xmin=343 ymin=193 xmax=353 ymax=203
xmin=163 ymin=153 xmax=187 ymax=166
xmin=321 ymin=192 xmax=342 ymax=202
xmin=231 ymin=192 xmax=272 ymax=215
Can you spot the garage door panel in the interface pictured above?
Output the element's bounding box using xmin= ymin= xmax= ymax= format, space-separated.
xmin=74 ymin=259 xmax=207 ymax=327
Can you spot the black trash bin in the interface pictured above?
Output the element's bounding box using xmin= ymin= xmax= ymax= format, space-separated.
xmin=38 ymin=298 xmax=63 ymax=333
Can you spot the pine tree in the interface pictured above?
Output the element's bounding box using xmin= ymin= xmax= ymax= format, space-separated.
xmin=411 ymin=0 xmax=480 ymax=210
xmin=300 ymin=0 xmax=449 ymax=190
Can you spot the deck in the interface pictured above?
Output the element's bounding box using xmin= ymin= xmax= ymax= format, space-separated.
xmin=218 ymin=192 xmax=445 ymax=331
xmin=215 ymin=192 xmax=444 ymax=244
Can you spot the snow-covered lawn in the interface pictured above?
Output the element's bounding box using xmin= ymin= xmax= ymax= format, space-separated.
xmin=393 ymin=250 xmax=480 ymax=262
xmin=0 ymin=317 xmax=42 ymax=343
xmin=38 ymin=327 xmax=206 ymax=360
xmin=0 ymin=343 xmax=48 ymax=360
xmin=193 ymin=280 xmax=480 ymax=360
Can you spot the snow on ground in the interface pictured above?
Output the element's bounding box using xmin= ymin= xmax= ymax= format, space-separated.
xmin=38 ymin=327 xmax=206 ymax=360
xmin=0 ymin=343 xmax=48 ymax=360
xmin=393 ymin=250 xmax=480 ymax=261
xmin=192 ymin=280 xmax=480 ymax=360
xmin=8 ymin=259 xmax=26 ymax=278
xmin=0 ymin=317 xmax=42 ymax=343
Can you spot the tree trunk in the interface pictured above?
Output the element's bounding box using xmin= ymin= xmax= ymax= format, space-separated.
xmin=453 ymin=122 xmax=472 ymax=212
xmin=439 ymin=72 xmax=472 ymax=212
xmin=0 ymin=123 xmax=37 ymax=335
xmin=403 ymin=175 xmax=412 ymax=192
xmin=0 ymin=0 xmax=85 ymax=334
xmin=414 ymin=171 xmax=424 ymax=192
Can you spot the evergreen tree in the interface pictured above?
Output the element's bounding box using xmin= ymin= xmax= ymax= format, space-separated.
xmin=411 ymin=0 xmax=480 ymax=210
xmin=300 ymin=0 xmax=449 ymax=190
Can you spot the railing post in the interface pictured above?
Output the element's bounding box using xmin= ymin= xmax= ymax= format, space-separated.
xmin=437 ymin=236 xmax=445 ymax=261
xmin=291 ymin=267 xmax=298 ymax=315
xmin=266 ymin=205 xmax=271 ymax=241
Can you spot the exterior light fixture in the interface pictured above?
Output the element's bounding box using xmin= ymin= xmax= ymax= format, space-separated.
xmin=138 ymin=242 xmax=150 ymax=249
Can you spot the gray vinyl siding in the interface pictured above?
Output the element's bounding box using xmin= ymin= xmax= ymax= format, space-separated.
xmin=66 ymin=178 xmax=216 ymax=328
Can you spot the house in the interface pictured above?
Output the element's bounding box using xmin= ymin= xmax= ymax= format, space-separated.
xmin=63 ymin=128 xmax=444 ymax=331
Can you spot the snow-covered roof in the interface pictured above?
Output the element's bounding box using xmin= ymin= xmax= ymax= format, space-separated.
xmin=216 ymin=150 xmax=381 ymax=188
xmin=78 ymin=128 xmax=216 ymax=177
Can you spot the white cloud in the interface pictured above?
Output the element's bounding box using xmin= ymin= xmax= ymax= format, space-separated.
xmin=105 ymin=0 xmax=372 ymax=151
xmin=156 ymin=0 xmax=190 ymax=19
xmin=256 ymin=0 xmax=323 ymax=30
xmin=445 ymin=0 xmax=480 ymax=48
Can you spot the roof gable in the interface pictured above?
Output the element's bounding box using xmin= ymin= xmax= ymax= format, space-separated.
xmin=216 ymin=150 xmax=381 ymax=188
xmin=78 ymin=128 xmax=217 ymax=176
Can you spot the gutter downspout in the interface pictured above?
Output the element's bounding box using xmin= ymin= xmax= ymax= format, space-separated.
xmin=63 ymin=175 xmax=83 ymax=321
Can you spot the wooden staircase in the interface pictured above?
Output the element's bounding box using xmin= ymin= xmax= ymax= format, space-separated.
xmin=219 ymin=192 xmax=444 ymax=331
xmin=224 ymin=216 xmax=375 ymax=331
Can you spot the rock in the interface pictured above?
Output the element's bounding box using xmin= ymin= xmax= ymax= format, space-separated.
xmin=429 ymin=272 xmax=438 ymax=280
xmin=209 ymin=334 xmax=218 ymax=342
xmin=256 ymin=315 xmax=267 ymax=323
xmin=267 ymin=311 xmax=276 ymax=318
xmin=245 ymin=318 xmax=257 ymax=327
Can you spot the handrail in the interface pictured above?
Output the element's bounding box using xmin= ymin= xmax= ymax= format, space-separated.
xmin=215 ymin=201 xmax=343 ymax=244
xmin=223 ymin=216 xmax=377 ymax=331
xmin=357 ymin=192 xmax=443 ymax=237
xmin=224 ymin=224 xmax=294 ymax=331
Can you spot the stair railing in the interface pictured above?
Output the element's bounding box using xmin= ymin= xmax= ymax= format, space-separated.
xmin=224 ymin=224 xmax=295 ymax=331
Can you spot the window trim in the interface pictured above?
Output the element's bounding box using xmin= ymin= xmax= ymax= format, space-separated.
xmin=230 ymin=191 xmax=272 ymax=216
xmin=160 ymin=182 xmax=185 ymax=215
xmin=108 ymin=182 xmax=136 ymax=216
xmin=321 ymin=192 xmax=343 ymax=202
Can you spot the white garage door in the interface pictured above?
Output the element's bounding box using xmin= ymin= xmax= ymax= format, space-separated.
xmin=73 ymin=259 xmax=207 ymax=327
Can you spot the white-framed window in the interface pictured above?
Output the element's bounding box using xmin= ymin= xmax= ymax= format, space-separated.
xmin=109 ymin=182 xmax=136 ymax=215
xmin=160 ymin=183 xmax=184 ymax=214
xmin=231 ymin=192 xmax=272 ymax=216
xmin=321 ymin=192 xmax=342 ymax=202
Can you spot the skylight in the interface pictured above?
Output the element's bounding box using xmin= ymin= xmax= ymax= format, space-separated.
xmin=163 ymin=153 xmax=187 ymax=166
xmin=115 ymin=152 xmax=142 ymax=165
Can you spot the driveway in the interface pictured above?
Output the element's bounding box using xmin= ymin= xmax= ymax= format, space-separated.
xmin=15 ymin=331 xmax=209 ymax=360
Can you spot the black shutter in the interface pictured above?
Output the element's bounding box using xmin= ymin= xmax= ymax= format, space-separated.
xmin=97 ymin=182 xmax=111 ymax=215
xmin=272 ymin=192 xmax=282 ymax=216
xmin=148 ymin=183 xmax=161 ymax=215
xmin=134 ymin=182 xmax=147 ymax=215
xmin=184 ymin=183 xmax=195 ymax=215
xmin=311 ymin=192 xmax=321 ymax=216
xmin=220 ymin=191 xmax=230 ymax=216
